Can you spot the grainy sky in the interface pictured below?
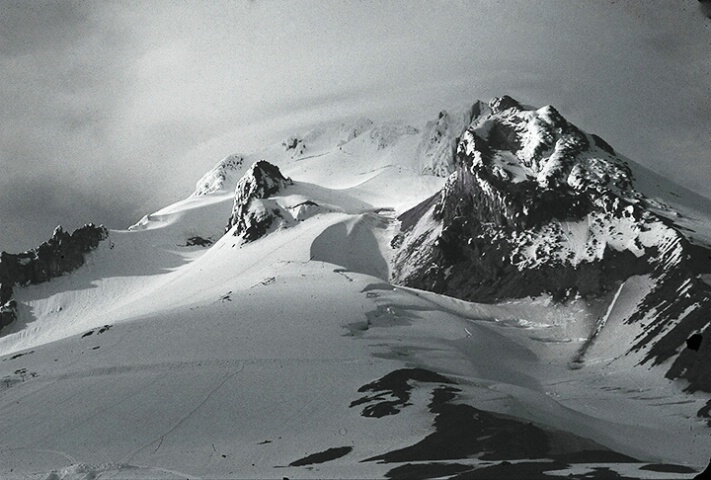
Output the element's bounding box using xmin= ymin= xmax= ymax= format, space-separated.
xmin=1 ymin=0 xmax=709 ymax=252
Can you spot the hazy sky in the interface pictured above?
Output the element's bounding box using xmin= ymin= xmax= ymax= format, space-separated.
xmin=1 ymin=0 xmax=709 ymax=252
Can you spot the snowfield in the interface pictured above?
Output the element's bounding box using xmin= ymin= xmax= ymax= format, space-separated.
xmin=1 ymin=108 xmax=710 ymax=479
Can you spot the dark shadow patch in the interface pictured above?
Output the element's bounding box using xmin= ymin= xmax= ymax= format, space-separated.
xmin=185 ymin=236 xmax=213 ymax=247
xmin=81 ymin=324 xmax=112 ymax=339
xmin=361 ymin=283 xmax=395 ymax=293
xmin=385 ymin=462 xmax=473 ymax=480
xmin=360 ymin=372 xmax=637 ymax=466
xmin=310 ymin=220 xmax=389 ymax=279
xmin=687 ymin=333 xmax=703 ymax=351
xmin=639 ymin=463 xmax=697 ymax=474
xmin=6 ymin=350 xmax=34 ymax=361
xmin=288 ymin=446 xmax=353 ymax=467
xmin=553 ymin=450 xmax=638 ymax=463
xmin=350 ymin=368 xmax=456 ymax=418
xmin=366 ymin=386 xmax=552 ymax=463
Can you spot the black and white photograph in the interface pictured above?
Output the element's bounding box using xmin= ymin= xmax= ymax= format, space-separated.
xmin=1 ymin=1 xmax=710 ymax=478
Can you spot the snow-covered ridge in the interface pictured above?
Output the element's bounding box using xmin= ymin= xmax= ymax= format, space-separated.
xmin=282 ymin=117 xmax=375 ymax=158
xmin=191 ymin=154 xmax=245 ymax=197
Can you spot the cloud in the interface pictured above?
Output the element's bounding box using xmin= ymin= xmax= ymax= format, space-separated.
xmin=0 ymin=1 xmax=91 ymax=56
xmin=1 ymin=0 xmax=709 ymax=252
xmin=0 ymin=175 xmax=145 ymax=253
xmin=700 ymin=0 xmax=711 ymax=19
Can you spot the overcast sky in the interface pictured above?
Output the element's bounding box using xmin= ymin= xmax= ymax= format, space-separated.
xmin=1 ymin=0 xmax=709 ymax=252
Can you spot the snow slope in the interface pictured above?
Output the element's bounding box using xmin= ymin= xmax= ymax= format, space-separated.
xmin=0 ymin=109 xmax=709 ymax=479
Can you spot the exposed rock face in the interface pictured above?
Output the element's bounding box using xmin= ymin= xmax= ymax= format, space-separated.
xmin=0 ymin=299 xmax=16 ymax=331
xmin=0 ymin=223 xmax=109 ymax=332
xmin=392 ymin=96 xmax=711 ymax=390
xmin=225 ymin=160 xmax=293 ymax=242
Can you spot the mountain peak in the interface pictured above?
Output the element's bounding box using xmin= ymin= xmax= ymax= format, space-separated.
xmin=488 ymin=95 xmax=522 ymax=113
xmin=392 ymin=98 xmax=711 ymax=390
xmin=225 ymin=160 xmax=293 ymax=242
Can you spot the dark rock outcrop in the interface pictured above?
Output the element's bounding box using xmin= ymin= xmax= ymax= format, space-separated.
xmin=0 ymin=223 xmax=108 ymax=332
xmin=185 ymin=236 xmax=213 ymax=247
xmin=225 ymin=160 xmax=293 ymax=242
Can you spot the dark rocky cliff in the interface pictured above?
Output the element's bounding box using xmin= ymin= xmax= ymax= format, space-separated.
xmin=0 ymin=223 xmax=108 ymax=332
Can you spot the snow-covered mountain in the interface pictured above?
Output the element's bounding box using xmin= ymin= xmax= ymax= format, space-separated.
xmin=0 ymin=97 xmax=710 ymax=479
xmin=392 ymin=96 xmax=711 ymax=390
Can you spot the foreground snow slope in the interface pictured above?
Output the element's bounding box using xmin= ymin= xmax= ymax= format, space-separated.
xmin=0 ymin=110 xmax=709 ymax=479
xmin=2 ymin=214 xmax=709 ymax=479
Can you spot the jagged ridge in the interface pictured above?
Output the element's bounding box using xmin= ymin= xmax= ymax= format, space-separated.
xmin=0 ymin=223 xmax=109 ymax=331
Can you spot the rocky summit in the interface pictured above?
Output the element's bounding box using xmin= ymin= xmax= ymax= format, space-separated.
xmin=392 ymin=96 xmax=711 ymax=390
xmin=225 ymin=160 xmax=293 ymax=242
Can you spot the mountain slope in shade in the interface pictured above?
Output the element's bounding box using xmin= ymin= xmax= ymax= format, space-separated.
xmin=0 ymin=97 xmax=709 ymax=479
